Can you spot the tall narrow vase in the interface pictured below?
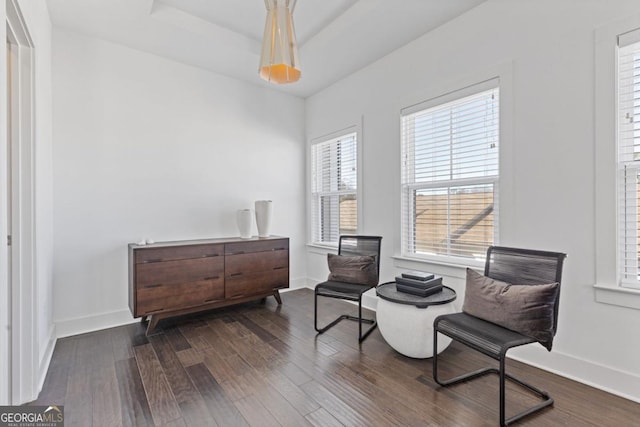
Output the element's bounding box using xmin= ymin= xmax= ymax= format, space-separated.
xmin=236 ymin=209 xmax=252 ymax=239
xmin=255 ymin=200 xmax=273 ymax=238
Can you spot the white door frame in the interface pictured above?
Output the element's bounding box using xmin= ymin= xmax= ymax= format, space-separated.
xmin=2 ymin=0 xmax=36 ymax=405
xmin=0 ymin=10 xmax=8 ymax=404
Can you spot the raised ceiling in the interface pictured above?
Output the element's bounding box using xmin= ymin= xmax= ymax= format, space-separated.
xmin=47 ymin=0 xmax=486 ymax=97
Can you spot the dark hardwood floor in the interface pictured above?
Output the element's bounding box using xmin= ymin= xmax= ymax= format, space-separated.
xmin=33 ymin=289 xmax=639 ymax=426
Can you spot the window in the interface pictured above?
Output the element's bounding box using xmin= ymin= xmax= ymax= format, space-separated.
xmin=401 ymin=81 xmax=499 ymax=261
xmin=617 ymin=30 xmax=640 ymax=289
xmin=310 ymin=131 xmax=358 ymax=245
xmin=594 ymin=19 xmax=640 ymax=309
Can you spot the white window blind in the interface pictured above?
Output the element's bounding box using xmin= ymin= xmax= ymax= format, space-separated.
xmin=311 ymin=132 xmax=358 ymax=244
xmin=401 ymin=82 xmax=499 ymax=260
xmin=617 ymin=30 xmax=640 ymax=289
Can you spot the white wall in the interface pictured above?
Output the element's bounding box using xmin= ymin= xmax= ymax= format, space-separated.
xmin=52 ymin=29 xmax=306 ymax=337
xmin=306 ymin=0 xmax=640 ymax=402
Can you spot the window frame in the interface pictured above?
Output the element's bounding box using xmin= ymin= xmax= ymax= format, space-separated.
xmin=616 ymin=29 xmax=640 ymax=291
xmin=594 ymin=15 xmax=640 ymax=309
xmin=308 ymin=126 xmax=361 ymax=247
xmin=400 ymin=79 xmax=500 ymax=263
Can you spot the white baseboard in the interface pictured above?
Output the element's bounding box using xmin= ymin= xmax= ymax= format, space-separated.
xmin=283 ymin=277 xmax=308 ymax=291
xmin=304 ymin=276 xmax=640 ymax=404
xmin=508 ymin=345 xmax=640 ymax=403
xmin=55 ymin=309 xmax=138 ymax=339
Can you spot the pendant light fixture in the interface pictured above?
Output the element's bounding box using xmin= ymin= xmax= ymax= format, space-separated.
xmin=259 ymin=0 xmax=301 ymax=84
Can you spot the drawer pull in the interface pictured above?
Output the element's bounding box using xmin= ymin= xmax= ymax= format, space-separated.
xmin=230 ymin=273 xmax=243 ymax=277
xmin=146 ymin=283 xmax=163 ymax=288
xmin=273 ymin=248 xmax=286 ymax=251
xmin=273 ymin=266 xmax=286 ymax=270
xmin=230 ymin=251 xmax=245 ymax=255
xmin=203 ymin=254 xmax=220 ymax=258
xmin=204 ymin=276 xmax=220 ymax=280
xmin=144 ymin=259 xmax=162 ymax=263
xmin=204 ymin=298 xmax=220 ymax=303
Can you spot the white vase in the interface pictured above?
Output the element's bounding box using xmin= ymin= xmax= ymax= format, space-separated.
xmin=255 ymin=200 xmax=273 ymax=237
xmin=236 ymin=209 xmax=252 ymax=239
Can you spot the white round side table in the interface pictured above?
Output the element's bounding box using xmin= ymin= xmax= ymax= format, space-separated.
xmin=376 ymin=282 xmax=457 ymax=359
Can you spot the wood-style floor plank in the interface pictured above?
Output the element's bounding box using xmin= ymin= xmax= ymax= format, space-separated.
xmin=233 ymin=394 xmax=280 ymax=427
xmin=92 ymin=365 xmax=123 ymax=427
xmin=64 ymin=337 xmax=93 ymax=427
xmin=149 ymin=334 xmax=218 ymax=427
xmin=134 ymin=343 xmax=182 ymax=426
xmin=300 ymin=380 xmax=372 ymax=426
xmin=241 ymin=369 xmax=313 ymax=427
xmin=184 ymin=363 xmax=249 ymax=427
xmin=258 ymin=366 xmax=320 ymax=417
xmin=33 ymin=337 xmax=76 ymax=406
xmin=115 ymin=357 xmax=154 ymax=427
xmin=164 ymin=328 xmax=192 ymax=352
xmin=110 ymin=324 xmax=136 ymax=362
xmin=305 ymin=407 xmax=344 ymax=427
xmin=32 ymin=289 xmax=640 ymax=427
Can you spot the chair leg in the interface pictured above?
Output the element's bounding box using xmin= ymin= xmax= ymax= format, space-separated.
xmin=503 ymin=372 xmax=553 ymax=425
xmin=314 ymin=292 xmax=377 ymax=342
xmin=433 ymin=330 xmax=497 ymax=387
xmin=357 ymin=295 xmax=377 ymax=342
xmin=433 ymin=330 xmax=554 ymax=426
xmin=314 ymin=288 xmax=348 ymax=334
xmin=500 ymin=356 xmax=506 ymax=427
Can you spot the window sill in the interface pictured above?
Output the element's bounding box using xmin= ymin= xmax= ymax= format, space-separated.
xmin=594 ymin=284 xmax=640 ymax=310
xmin=306 ymin=243 xmax=338 ymax=255
xmin=392 ymin=254 xmax=483 ymax=279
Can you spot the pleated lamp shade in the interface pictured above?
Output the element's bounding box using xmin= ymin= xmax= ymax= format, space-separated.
xmin=259 ymin=0 xmax=301 ymax=84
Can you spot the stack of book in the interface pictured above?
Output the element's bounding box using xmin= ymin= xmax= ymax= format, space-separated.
xmin=395 ymin=270 xmax=443 ymax=297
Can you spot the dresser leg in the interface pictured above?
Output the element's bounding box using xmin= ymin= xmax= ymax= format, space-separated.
xmin=141 ymin=315 xmax=148 ymax=323
xmin=146 ymin=315 xmax=161 ymax=336
xmin=273 ymin=290 xmax=282 ymax=305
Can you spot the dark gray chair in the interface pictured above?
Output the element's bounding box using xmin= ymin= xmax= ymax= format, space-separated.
xmin=314 ymin=235 xmax=382 ymax=342
xmin=433 ymin=246 xmax=567 ymax=426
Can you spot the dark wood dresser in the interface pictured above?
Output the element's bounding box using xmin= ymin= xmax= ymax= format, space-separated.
xmin=128 ymin=236 xmax=289 ymax=334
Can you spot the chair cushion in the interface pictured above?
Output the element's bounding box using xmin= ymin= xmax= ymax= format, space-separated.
xmin=316 ymin=280 xmax=373 ymax=299
xmin=435 ymin=312 xmax=536 ymax=358
xmin=327 ymin=254 xmax=377 ymax=286
xmin=462 ymin=268 xmax=559 ymax=350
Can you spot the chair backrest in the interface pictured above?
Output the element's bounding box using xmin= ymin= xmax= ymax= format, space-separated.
xmin=338 ymin=235 xmax=383 ymax=284
xmin=484 ymin=246 xmax=567 ymax=334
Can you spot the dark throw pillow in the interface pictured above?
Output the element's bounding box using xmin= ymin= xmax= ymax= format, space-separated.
xmin=462 ymin=268 xmax=559 ymax=351
xmin=327 ymin=254 xmax=378 ymax=286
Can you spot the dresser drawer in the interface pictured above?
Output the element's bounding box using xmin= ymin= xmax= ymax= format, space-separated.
xmin=225 ymin=269 xmax=289 ymax=299
xmin=136 ymin=278 xmax=224 ymax=315
xmin=136 ymin=256 xmax=223 ymax=287
xmin=224 ymin=239 xmax=289 ymax=255
xmin=225 ymin=250 xmax=288 ymax=276
xmin=135 ymin=244 xmax=224 ymax=264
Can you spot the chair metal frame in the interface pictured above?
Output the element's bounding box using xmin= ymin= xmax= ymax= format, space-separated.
xmin=433 ymin=246 xmax=566 ymax=426
xmin=314 ymin=235 xmax=382 ymax=343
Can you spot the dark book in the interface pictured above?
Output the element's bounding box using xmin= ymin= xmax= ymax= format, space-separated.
xmin=395 ymin=275 xmax=442 ymax=289
xmin=396 ymin=283 xmax=443 ymax=297
xmin=401 ymin=270 xmax=435 ymax=281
